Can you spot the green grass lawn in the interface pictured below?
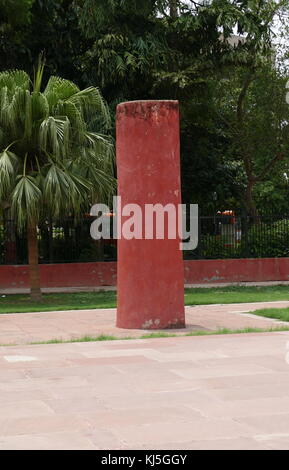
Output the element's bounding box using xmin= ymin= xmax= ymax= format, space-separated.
xmin=252 ymin=307 xmax=289 ymax=322
xmin=27 ymin=326 xmax=289 ymax=346
xmin=1 ymin=284 xmax=289 ymax=314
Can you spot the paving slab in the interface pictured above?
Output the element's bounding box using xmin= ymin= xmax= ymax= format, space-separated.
xmin=0 ymin=301 xmax=288 ymax=346
xmin=0 ymin=332 xmax=289 ymax=449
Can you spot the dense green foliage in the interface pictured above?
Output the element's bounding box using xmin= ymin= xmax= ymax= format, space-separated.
xmin=1 ymin=0 xmax=289 ymax=212
xmin=201 ymin=219 xmax=289 ymax=259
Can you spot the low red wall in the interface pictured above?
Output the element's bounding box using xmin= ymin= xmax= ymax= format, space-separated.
xmin=1 ymin=258 xmax=289 ymax=289
xmin=184 ymin=258 xmax=289 ymax=284
xmin=0 ymin=262 xmax=117 ymax=289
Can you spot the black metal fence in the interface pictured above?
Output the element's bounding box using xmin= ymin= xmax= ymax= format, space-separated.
xmin=1 ymin=210 xmax=289 ymax=265
xmin=188 ymin=210 xmax=289 ymax=260
xmin=0 ymin=218 xmax=117 ymax=265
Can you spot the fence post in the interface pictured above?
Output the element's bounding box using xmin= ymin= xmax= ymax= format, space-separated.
xmin=197 ymin=208 xmax=202 ymax=259
xmin=242 ymin=208 xmax=249 ymax=258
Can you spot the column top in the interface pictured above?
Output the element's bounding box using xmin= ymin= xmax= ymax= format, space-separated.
xmin=117 ymin=100 xmax=179 ymax=120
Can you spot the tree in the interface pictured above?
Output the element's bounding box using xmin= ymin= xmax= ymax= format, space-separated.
xmin=216 ymin=63 xmax=289 ymax=215
xmin=25 ymin=0 xmax=87 ymax=84
xmin=19 ymin=0 xmax=285 ymax=214
xmin=76 ymin=1 xmax=289 ymax=212
xmin=76 ymin=0 xmax=228 ymax=101
xmin=0 ymin=0 xmax=35 ymax=71
xmin=0 ymin=64 xmax=115 ymax=300
xmin=0 ymin=0 xmax=34 ymax=24
xmin=212 ymin=0 xmax=289 ymax=214
xmin=0 ymin=0 xmax=87 ymax=89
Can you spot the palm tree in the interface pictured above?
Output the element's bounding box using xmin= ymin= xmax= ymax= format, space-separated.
xmin=0 ymin=63 xmax=115 ymax=301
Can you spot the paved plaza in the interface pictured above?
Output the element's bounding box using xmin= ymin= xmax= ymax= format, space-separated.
xmin=1 ymin=302 xmax=289 ymax=450
xmin=0 ymin=301 xmax=288 ymax=346
xmin=1 ymin=331 xmax=289 ymax=449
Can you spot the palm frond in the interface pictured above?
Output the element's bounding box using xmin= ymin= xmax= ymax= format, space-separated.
xmin=68 ymin=87 xmax=111 ymax=128
xmin=24 ymin=90 xmax=32 ymax=141
xmin=0 ymin=87 xmax=10 ymax=122
xmin=44 ymin=76 xmax=79 ymax=102
xmin=39 ymin=116 xmax=69 ymax=158
xmin=0 ymin=70 xmax=30 ymax=97
xmin=33 ymin=56 xmax=45 ymax=93
xmin=0 ymin=150 xmax=18 ymax=200
xmin=31 ymin=92 xmax=49 ymax=122
xmin=53 ymin=101 xmax=85 ymax=139
xmin=43 ymin=163 xmax=91 ymax=217
xmin=83 ymin=132 xmax=115 ymax=168
xmin=80 ymin=164 xmax=116 ymax=203
xmin=11 ymin=175 xmax=42 ymax=231
xmin=6 ymin=87 xmax=28 ymax=140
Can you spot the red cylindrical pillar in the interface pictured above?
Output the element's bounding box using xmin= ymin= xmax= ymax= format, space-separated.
xmin=116 ymin=100 xmax=185 ymax=329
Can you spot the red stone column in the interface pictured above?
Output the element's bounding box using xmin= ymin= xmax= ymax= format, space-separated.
xmin=116 ymin=100 xmax=185 ymax=329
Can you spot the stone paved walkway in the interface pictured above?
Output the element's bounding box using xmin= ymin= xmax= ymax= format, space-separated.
xmin=0 ymin=301 xmax=289 ymax=346
xmin=1 ymin=332 xmax=289 ymax=449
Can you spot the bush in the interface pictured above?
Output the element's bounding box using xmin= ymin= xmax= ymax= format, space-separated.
xmin=186 ymin=218 xmax=289 ymax=259
xmin=246 ymin=219 xmax=289 ymax=258
xmin=200 ymin=234 xmax=242 ymax=259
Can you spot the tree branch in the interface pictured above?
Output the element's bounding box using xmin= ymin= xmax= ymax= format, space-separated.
xmin=236 ymin=68 xmax=256 ymax=181
xmin=255 ymin=151 xmax=285 ymax=182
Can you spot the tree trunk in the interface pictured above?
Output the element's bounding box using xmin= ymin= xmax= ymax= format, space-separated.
xmin=169 ymin=0 xmax=178 ymax=18
xmin=4 ymin=209 xmax=17 ymax=264
xmin=245 ymin=180 xmax=259 ymax=219
xmin=27 ymin=221 xmax=42 ymax=301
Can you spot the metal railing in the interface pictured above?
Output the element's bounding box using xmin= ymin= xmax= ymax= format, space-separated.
xmin=1 ymin=210 xmax=289 ymax=265
xmin=186 ymin=210 xmax=289 ymax=260
xmin=0 ymin=218 xmax=117 ymax=265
